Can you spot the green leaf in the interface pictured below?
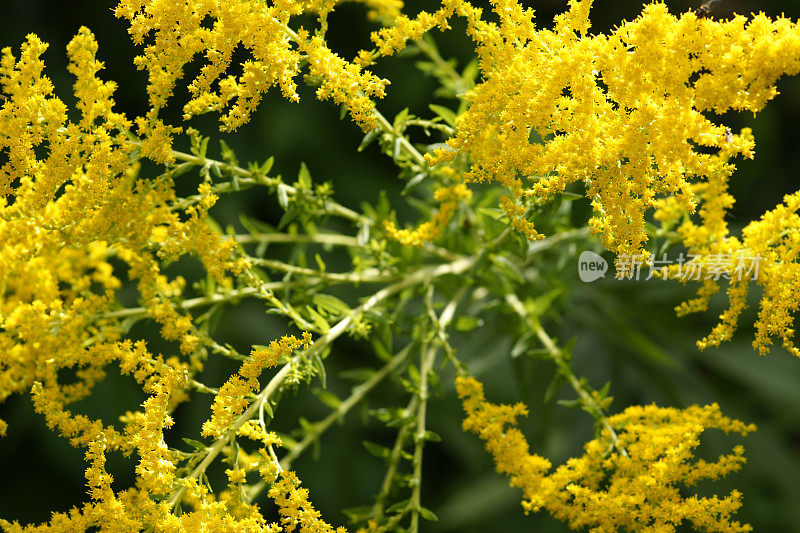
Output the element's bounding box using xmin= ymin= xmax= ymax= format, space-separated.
xmin=418 ymin=506 xmax=439 ymax=522
xmin=489 ymin=254 xmax=526 ymax=284
xmin=201 ymin=472 xmax=213 ymax=492
xmin=314 ymin=253 xmax=326 ymax=273
xmin=557 ymin=398 xmax=582 ymax=409
xmin=197 ymin=304 xmax=224 ymax=335
xmin=182 ymin=438 xmax=207 ymax=452
xmin=238 ymin=213 xmax=275 ymax=235
xmin=429 ymin=104 xmax=456 ymax=127
xmin=393 ymin=107 xmax=410 ymax=129
xmin=362 ymin=440 xmax=391 ymax=459
xmin=455 ymin=316 xmax=482 ymax=331
xmin=357 ymin=223 xmax=370 ymax=246
xmin=402 ymin=172 xmax=427 ymax=196
xmin=477 ymin=207 xmax=505 ymax=221
xmin=511 ymin=331 xmax=534 ymax=358
xmin=386 ymin=499 xmax=411 ymax=514
xmin=561 ymin=191 xmax=584 ymax=201
xmin=544 ymin=373 xmax=566 ymax=403
xmin=312 ymin=388 xmax=342 ymax=410
xmin=407 ymin=364 xmax=420 ymax=386
xmin=314 ymin=352 xmax=327 ymax=388
xmin=371 ymin=339 xmax=394 ymax=363
xmin=261 ymin=156 xmax=274 ymax=175
xmin=358 ymin=129 xmax=380 ymax=152
xmin=423 ymin=430 xmax=441 ymax=442
xmin=277 ymin=184 xmax=290 ymax=210
xmin=339 ymin=367 xmax=376 ymax=383
xmin=462 ymin=60 xmax=479 ymax=85
xmin=526 ymin=289 xmax=562 ymax=319
xmin=219 ymin=139 xmax=238 ymax=166
xmin=342 ymin=506 xmax=373 ymax=523
xmin=277 ymin=207 xmax=299 ymax=230
xmin=297 ymin=162 xmax=312 ymax=189
xmin=562 ymin=336 xmax=578 ymax=359
xmin=306 ymin=305 xmax=331 ymax=333
xmin=313 ymin=293 xmax=351 ymax=316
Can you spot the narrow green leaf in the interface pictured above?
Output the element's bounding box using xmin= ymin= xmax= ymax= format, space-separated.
xmin=297 ymin=163 xmax=312 ymax=189
xmin=306 ymin=305 xmax=331 ymax=333
xmin=424 ymin=430 xmax=441 ymax=442
xmin=182 ymin=438 xmax=207 ymax=452
xmin=393 ymin=107 xmax=410 ymax=129
xmin=544 ymin=373 xmax=565 ymax=403
xmin=418 ymin=506 xmax=439 ymax=522
xmin=386 ymin=499 xmax=410 ymax=514
xmin=429 ymin=104 xmax=456 ymax=127
xmin=402 ymin=172 xmax=427 ymax=196
xmin=261 ymin=156 xmax=274 ymax=175
xmin=455 ymin=315 xmax=482 ymax=332
xmin=362 ymin=440 xmax=391 ymax=459
xmin=357 ymin=223 xmax=370 ymax=246
xmin=358 ymin=129 xmax=380 ymax=152
xmin=489 ymin=254 xmax=526 ymax=284
xmin=313 ymin=293 xmax=351 ymax=316
xmin=277 ymin=184 xmax=290 ymax=210
xmin=314 ymin=352 xmax=327 ymax=388
xmin=312 ymin=388 xmax=342 ymax=410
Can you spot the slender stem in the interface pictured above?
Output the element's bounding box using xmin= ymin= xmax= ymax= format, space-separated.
xmin=244 ymin=342 xmax=413 ymax=501
xmin=371 ymin=394 xmax=419 ymax=521
xmin=168 ymin=148 xmax=368 ymax=226
xmin=370 ymin=107 xmax=427 ymax=168
xmin=504 ymin=293 xmax=628 ymax=458
xmin=166 ymin=256 xmax=475 ymax=509
xmin=100 ymin=285 xmax=278 ymax=320
xmin=235 ymin=232 xmax=359 ymax=247
xmin=251 ymin=258 xmax=398 ymax=284
xmin=410 ymin=340 xmax=435 ymax=533
xmin=427 ymin=285 xmax=469 ymax=370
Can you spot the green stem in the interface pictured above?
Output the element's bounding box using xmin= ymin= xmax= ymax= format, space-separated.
xmin=410 ymin=340 xmax=435 ymax=533
xmin=235 ymin=232 xmax=359 ymax=247
xmin=244 ymin=342 xmax=414 ymax=501
xmin=371 ymin=107 xmax=427 ymax=168
xmin=251 ymin=258 xmax=399 ymax=284
xmin=371 ymin=394 xmax=418 ymax=522
xmin=504 ymin=292 xmax=628 ymax=458
xmin=169 ymin=148 xmax=368 ymax=226
xmin=100 ymin=285 xmax=279 ymax=320
xmin=166 ymin=256 xmax=475 ymax=510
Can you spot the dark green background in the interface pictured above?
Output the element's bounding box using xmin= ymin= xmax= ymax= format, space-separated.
xmin=1 ymin=1 xmax=799 ymax=531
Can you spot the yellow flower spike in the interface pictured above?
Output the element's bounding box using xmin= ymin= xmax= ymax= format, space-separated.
xmin=266 ymin=469 xmax=349 ymax=533
xmin=116 ymin=0 xmax=391 ymax=133
xmin=203 ymin=333 xmax=312 ymax=438
xmin=457 ymin=375 xmax=756 ymax=532
xmin=419 ymin=0 xmax=800 ymax=256
xmin=385 ymin=183 xmax=471 ymax=247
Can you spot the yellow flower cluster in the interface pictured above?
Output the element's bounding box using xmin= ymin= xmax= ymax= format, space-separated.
xmin=385 ymin=0 xmax=800 ymax=256
xmin=456 ymin=375 xmax=756 ymax=532
xmin=265 ymin=469 xmax=349 ymax=533
xmin=203 ymin=332 xmax=313 ymax=438
xmin=384 ymin=183 xmax=471 ymax=246
xmin=115 ymin=0 xmax=388 ymax=132
xmin=0 ymin=339 xmax=190 ymax=531
xmin=0 ymin=27 xmax=258 ymax=531
xmin=298 ymin=32 xmax=388 ymax=130
xmin=657 ymin=184 xmax=800 ymax=356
